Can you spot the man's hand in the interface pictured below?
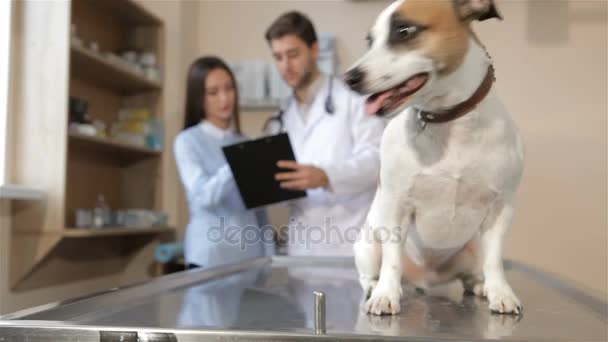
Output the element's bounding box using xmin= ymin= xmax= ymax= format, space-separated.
xmin=275 ymin=160 xmax=329 ymax=190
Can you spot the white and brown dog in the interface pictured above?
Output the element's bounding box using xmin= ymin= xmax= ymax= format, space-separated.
xmin=344 ymin=0 xmax=524 ymax=316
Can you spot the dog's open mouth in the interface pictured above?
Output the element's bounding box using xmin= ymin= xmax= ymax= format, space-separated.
xmin=365 ymin=73 xmax=429 ymax=116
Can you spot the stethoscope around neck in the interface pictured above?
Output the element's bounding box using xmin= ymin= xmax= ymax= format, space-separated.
xmin=262 ymin=76 xmax=335 ymax=134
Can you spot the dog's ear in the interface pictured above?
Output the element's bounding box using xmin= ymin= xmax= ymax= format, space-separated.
xmin=454 ymin=0 xmax=503 ymax=22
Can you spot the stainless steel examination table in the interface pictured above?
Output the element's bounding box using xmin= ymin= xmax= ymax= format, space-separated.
xmin=1 ymin=257 xmax=606 ymax=341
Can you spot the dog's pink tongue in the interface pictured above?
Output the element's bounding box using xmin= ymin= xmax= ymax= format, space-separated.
xmin=365 ymin=91 xmax=394 ymax=115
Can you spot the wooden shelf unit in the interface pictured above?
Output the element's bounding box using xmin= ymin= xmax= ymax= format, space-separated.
xmin=9 ymin=0 xmax=172 ymax=290
xmin=66 ymin=0 xmax=165 ymax=228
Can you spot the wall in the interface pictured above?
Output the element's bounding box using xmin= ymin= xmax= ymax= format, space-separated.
xmin=479 ymin=0 xmax=607 ymax=296
xmin=190 ymin=0 xmax=607 ymax=295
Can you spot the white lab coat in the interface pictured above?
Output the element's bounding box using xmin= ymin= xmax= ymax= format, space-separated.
xmin=278 ymin=76 xmax=385 ymax=256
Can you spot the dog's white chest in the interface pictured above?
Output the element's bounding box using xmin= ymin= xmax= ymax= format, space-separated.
xmin=407 ymin=170 xmax=498 ymax=250
xmin=380 ymin=108 xmax=517 ymax=258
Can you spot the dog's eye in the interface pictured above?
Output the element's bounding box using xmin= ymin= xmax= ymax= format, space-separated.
xmin=388 ymin=15 xmax=427 ymax=46
xmin=397 ymin=25 xmax=418 ymax=39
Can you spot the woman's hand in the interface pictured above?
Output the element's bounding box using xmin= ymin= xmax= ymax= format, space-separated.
xmin=275 ymin=160 xmax=329 ymax=190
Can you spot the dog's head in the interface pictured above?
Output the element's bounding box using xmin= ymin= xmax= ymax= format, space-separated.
xmin=345 ymin=0 xmax=501 ymax=117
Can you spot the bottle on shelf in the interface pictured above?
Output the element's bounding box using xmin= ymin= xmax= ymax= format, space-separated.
xmin=92 ymin=194 xmax=111 ymax=228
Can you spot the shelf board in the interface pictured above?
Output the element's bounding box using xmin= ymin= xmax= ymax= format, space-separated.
xmin=62 ymin=226 xmax=173 ymax=238
xmin=0 ymin=184 xmax=45 ymax=200
xmin=97 ymin=0 xmax=163 ymax=26
xmin=68 ymin=132 xmax=161 ymax=159
xmin=70 ymin=43 xmax=162 ymax=94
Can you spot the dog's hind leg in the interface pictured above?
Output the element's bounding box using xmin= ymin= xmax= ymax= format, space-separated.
xmin=425 ymin=279 xmax=466 ymax=303
xmin=354 ymin=223 xmax=381 ymax=299
xmin=406 ymin=237 xmax=482 ymax=302
xmin=427 ymin=236 xmax=482 ymax=282
xmin=461 ymin=272 xmax=485 ymax=297
xmin=438 ymin=236 xmax=485 ymax=297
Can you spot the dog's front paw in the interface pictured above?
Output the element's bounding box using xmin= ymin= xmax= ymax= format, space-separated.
xmin=360 ymin=277 xmax=378 ymax=299
xmin=485 ymin=282 xmax=522 ymax=315
xmin=365 ymin=283 xmax=402 ymax=315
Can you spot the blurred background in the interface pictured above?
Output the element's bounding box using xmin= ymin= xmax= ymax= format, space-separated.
xmin=0 ymin=0 xmax=605 ymax=315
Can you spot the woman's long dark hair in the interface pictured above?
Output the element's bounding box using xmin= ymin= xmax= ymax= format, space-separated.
xmin=183 ymin=56 xmax=241 ymax=133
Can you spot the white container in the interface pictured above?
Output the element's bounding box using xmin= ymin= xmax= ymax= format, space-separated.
xmin=75 ymin=210 xmax=93 ymax=228
xmin=122 ymin=51 xmax=138 ymax=64
xmin=139 ymin=52 xmax=157 ymax=67
xmin=144 ymin=66 xmax=160 ymax=81
xmin=88 ymin=41 xmax=100 ymax=53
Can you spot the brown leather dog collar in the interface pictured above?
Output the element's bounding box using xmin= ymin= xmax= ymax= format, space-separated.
xmin=417 ymin=65 xmax=495 ymax=125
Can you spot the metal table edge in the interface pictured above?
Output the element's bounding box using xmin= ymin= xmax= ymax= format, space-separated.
xmin=0 ymin=320 xmax=535 ymax=342
xmin=1 ymin=256 xmax=605 ymax=323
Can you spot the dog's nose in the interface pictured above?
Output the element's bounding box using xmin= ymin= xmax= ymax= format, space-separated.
xmin=344 ymin=67 xmax=365 ymax=91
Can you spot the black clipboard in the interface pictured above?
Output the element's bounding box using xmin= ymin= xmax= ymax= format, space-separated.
xmin=222 ymin=133 xmax=307 ymax=209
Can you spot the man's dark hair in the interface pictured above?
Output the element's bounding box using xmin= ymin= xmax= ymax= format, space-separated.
xmin=265 ymin=11 xmax=318 ymax=47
